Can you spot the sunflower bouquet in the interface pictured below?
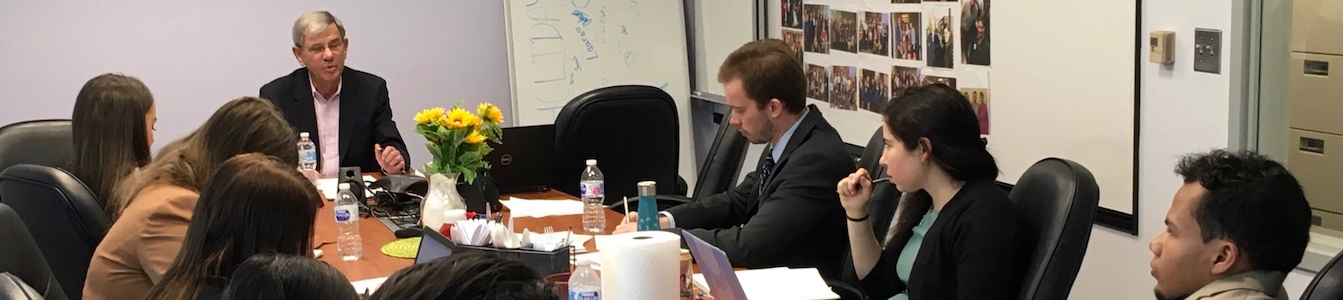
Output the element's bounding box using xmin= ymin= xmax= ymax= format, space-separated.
xmin=413 ymin=103 xmax=504 ymax=184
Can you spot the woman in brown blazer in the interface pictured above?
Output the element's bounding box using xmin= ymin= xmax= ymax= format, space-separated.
xmin=83 ymin=97 xmax=298 ymax=300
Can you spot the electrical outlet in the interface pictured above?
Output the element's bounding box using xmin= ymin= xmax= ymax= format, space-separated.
xmin=1194 ymin=28 xmax=1221 ymax=74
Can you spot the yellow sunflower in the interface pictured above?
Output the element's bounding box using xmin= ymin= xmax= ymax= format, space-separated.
xmin=439 ymin=108 xmax=474 ymax=129
xmin=465 ymin=130 xmax=487 ymax=144
xmin=465 ymin=113 xmax=483 ymax=127
xmin=477 ymin=103 xmax=504 ymax=124
xmin=414 ymin=107 xmax=445 ymax=124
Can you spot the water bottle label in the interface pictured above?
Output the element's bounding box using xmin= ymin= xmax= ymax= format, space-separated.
xmin=580 ymin=182 xmax=603 ymax=197
xmin=568 ymin=291 xmax=598 ymax=300
xmin=335 ymin=208 xmax=353 ymax=222
xmin=301 ymin=149 xmax=317 ymax=162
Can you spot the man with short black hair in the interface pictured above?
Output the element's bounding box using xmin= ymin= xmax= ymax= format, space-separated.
xmin=1149 ymin=150 xmax=1312 ymax=300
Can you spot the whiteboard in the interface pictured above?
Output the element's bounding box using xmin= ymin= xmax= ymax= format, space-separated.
xmin=689 ymin=0 xmax=757 ymax=97
xmin=505 ymin=0 xmax=692 ymax=126
xmin=503 ymin=0 xmax=697 ymax=189
xmin=764 ymin=0 xmax=1138 ymax=229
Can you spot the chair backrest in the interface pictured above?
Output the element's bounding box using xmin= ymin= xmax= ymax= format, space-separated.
xmin=0 ymin=120 xmax=73 ymax=173
xmin=552 ymin=85 xmax=680 ymax=203
xmin=1301 ymin=250 xmax=1343 ymax=300
xmin=690 ymin=121 xmax=749 ymax=199
xmin=0 ymin=273 xmax=46 ymax=300
xmin=857 ymin=127 xmax=884 ymax=176
xmin=0 ymin=165 xmax=108 ymax=300
xmin=1009 ymin=158 xmax=1099 ymax=300
xmin=0 ymin=204 xmax=67 ymax=300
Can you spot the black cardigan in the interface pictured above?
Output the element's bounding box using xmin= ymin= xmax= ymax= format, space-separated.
xmin=843 ymin=179 xmax=1031 ymax=299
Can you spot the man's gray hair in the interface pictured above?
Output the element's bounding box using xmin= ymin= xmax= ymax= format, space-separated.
xmin=292 ymin=11 xmax=345 ymax=47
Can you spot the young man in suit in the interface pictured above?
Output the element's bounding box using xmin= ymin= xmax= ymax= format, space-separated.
xmin=260 ymin=11 xmax=410 ymax=177
xmin=1149 ymin=150 xmax=1311 ymax=300
xmin=615 ymin=39 xmax=854 ymax=277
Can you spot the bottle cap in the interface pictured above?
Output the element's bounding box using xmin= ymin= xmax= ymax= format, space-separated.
xmin=339 ymin=183 xmax=350 ymax=190
xmin=585 ymin=159 xmax=597 ymax=166
xmin=300 ymin=132 xmax=309 ymax=138
xmin=638 ymin=181 xmax=656 ymax=196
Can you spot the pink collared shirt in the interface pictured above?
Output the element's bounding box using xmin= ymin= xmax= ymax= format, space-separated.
xmin=311 ymin=77 xmax=342 ymax=177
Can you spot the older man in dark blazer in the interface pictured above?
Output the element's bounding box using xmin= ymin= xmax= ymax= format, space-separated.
xmin=615 ymin=40 xmax=854 ymax=278
xmin=260 ymin=11 xmax=409 ymax=176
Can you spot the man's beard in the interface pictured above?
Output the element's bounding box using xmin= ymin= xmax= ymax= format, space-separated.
xmin=754 ymin=119 xmax=777 ymax=145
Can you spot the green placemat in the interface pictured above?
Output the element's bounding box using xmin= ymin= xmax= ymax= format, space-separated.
xmin=381 ymin=237 xmax=420 ymax=259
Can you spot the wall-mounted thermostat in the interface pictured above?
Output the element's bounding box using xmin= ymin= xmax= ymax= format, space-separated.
xmin=1150 ymin=30 xmax=1175 ymax=64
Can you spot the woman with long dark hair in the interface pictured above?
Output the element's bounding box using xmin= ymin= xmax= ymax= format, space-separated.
xmin=84 ymin=97 xmax=298 ymax=300
xmin=221 ymin=253 xmax=359 ymax=300
xmin=144 ymin=154 xmax=323 ymax=300
xmin=70 ymin=73 xmax=156 ymax=212
xmin=838 ymin=84 xmax=1029 ymax=299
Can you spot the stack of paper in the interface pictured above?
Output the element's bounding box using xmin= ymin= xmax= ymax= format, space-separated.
xmin=315 ymin=176 xmax=376 ymax=199
xmin=692 ymin=268 xmax=840 ymax=300
xmin=499 ymin=197 xmax=585 ymax=218
xmin=350 ymin=276 xmax=388 ymax=296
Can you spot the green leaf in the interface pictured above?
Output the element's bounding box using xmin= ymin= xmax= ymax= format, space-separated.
xmin=460 ymin=167 xmax=477 ymax=184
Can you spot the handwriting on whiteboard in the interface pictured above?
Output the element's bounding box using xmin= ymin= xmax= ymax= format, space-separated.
xmin=524 ymin=1 xmax=571 ymax=104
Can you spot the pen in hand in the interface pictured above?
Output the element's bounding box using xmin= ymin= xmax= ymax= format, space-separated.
xmin=854 ymin=177 xmax=891 ymax=190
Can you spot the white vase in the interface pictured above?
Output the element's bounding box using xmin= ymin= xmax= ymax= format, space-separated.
xmin=421 ymin=172 xmax=465 ymax=231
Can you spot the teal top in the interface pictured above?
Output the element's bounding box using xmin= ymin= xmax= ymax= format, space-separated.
xmin=889 ymin=209 xmax=940 ymax=300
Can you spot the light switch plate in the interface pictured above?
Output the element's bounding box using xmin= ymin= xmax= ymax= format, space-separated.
xmin=1194 ymin=28 xmax=1221 ymax=74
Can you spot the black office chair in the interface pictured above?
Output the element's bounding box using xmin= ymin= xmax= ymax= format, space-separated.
xmin=0 ymin=120 xmax=73 ymax=173
xmin=552 ymin=85 xmax=684 ymax=204
xmin=0 ymin=165 xmax=109 ymax=300
xmin=0 ymin=273 xmax=46 ymax=300
xmin=830 ymin=128 xmax=890 ymax=300
xmin=0 ymin=204 xmax=67 ymax=300
xmin=616 ymin=121 xmax=750 ymax=213
xmin=1009 ymin=158 xmax=1099 ymax=300
xmin=1301 ymin=250 xmax=1343 ymax=300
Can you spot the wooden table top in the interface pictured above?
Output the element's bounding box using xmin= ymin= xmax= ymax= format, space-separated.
xmin=314 ymin=189 xmax=625 ymax=281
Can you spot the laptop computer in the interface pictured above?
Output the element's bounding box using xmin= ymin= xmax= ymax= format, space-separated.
xmin=683 ymin=231 xmax=749 ymax=300
xmin=416 ymin=227 xmax=456 ymax=265
xmin=485 ymin=124 xmax=555 ymax=193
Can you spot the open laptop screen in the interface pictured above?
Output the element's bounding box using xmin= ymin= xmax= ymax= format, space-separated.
xmin=416 ymin=228 xmax=455 ymax=264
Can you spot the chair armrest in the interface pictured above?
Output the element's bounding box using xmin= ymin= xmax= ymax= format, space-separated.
xmin=825 ymin=277 xmax=869 ymax=300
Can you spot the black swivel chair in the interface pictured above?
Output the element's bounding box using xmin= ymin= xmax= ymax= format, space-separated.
xmin=0 ymin=165 xmax=109 ymax=300
xmin=0 ymin=120 xmax=74 ymax=173
xmin=829 ymin=128 xmax=890 ymax=300
xmin=1301 ymin=250 xmax=1343 ymax=300
xmin=0 ymin=273 xmax=46 ymax=300
xmin=0 ymin=204 xmax=67 ymax=300
xmin=1008 ymin=158 xmax=1099 ymax=300
xmin=615 ymin=121 xmax=751 ymax=213
xmin=552 ymin=85 xmax=684 ymax=204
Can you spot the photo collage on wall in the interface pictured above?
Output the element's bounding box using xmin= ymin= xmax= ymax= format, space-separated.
xmin=783 ymin=0 xmax=991 ymax=136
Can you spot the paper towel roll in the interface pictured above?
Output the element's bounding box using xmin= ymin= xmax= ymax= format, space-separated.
xmin=600 ymin=231 xmax=681 ymax=300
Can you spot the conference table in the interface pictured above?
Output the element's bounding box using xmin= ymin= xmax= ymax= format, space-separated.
xmin=312 ymin=188 xmax=625 ymax=281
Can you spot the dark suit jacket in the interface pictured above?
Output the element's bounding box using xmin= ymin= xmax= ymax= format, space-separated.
xmin=843 ymin=179 xmax=1030 ymax=300
xmin=666 ymin=105 xmax=853 ymax=278
xmin=260 ymin=67 xmax=410 ymax=173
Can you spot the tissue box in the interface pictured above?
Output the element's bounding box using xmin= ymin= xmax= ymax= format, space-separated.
xmin=423 ymin=227 xmax=571 ymax=276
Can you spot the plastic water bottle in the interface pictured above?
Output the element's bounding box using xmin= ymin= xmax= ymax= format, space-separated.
xmin=568 ymin=259 xmax=601 ymax=300
xmin=335 ymin=183 xmax=362 ymax=261
xmin=297 ymin=132 xmax=318 ymax=179
xmin=580 ymin=159 xmax=606 ymax=233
